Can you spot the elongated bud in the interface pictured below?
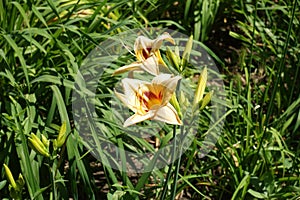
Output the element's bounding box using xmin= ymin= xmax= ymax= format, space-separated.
xmin=3 ymin=164 xmax=17 ymax=189
xmin=28 ymin=133 xmax=50 ymax=157
xmin=200 ymin=91 xmax=213 ymax=110
xmin=181 ymin=35 xmax=193 ymax=70
xmin=41 ymin=134 xmax=50 ymax=149
xmin=30 ymin=133 xmax=44 ymax=149
xmin=166 ymin=47 xmax=180 ymax=71
xmin=57 ymin=121 xmax=67 ymax=142
xmin=54 ymin=122 xmax=68 ymax=150
xmin=170 ymin=93 xmax=182 ymax=119
xmin=193 ymin=67 xmax=207 ymax=107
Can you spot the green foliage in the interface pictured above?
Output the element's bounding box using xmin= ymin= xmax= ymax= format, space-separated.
xmin=0 ymin=0 xmax=300 ymax=199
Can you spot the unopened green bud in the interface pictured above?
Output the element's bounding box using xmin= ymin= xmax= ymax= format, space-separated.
xmin=200 ymin=90 xmax=213 ymax=110
xmin=174 ymin=46 xmax=180 ymax=58
xmin=170 ymin=93 xmax=182 ymax=119
xmin=3 ymin=164 xmax=17 ymax=189
xmin=41 ymin=134 xmax=50 ymax=149
xmin=54 ymin=122 xmax=68 ymax=149
xmin=193 ymin=67 xmax=207 ymax=107
xmin=28 ymin=133 xmax=50 ymax=157
xmin=181 ymin=35 xmax=193 ymax=70
xmin=166 ymin=47 xmax=180 ymax=71
xmin=3 ymin=164 xmax=24 ymax=200
xmin=53 ymin=139 xmax=58 ymax=151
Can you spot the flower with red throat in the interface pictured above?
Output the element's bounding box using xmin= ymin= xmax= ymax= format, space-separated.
xmin=115 ymin=74 xmax=182 ymax=127
xmin=113 ymin=32 xmax=175 ymax=76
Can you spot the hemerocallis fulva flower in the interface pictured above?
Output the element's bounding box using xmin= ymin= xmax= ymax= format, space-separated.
xmin=113 ymin=32 xmax=175 ymax=76
xmin=115 ymin=74 xmax=182 ymax=127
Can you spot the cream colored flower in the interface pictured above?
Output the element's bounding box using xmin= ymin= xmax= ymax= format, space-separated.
xmin=115 ymin=74 xmax=182 ymax=127
xmin=113 ymin=32 xmax=175 ymax=76
xmin=134 ymin=32 xmax=175 ymax=64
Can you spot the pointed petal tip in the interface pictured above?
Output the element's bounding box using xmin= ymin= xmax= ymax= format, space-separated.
xmin=160 ymin=32 xmax=175 ymax=44
xmin=113 ymin=62 xmax=143 ymax=75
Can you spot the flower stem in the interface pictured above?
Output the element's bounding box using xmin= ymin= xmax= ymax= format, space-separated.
xmin=170 ymin=125 xmax=184 ymax=200
xmin=160 ymin=125 xmax=178 ymax=199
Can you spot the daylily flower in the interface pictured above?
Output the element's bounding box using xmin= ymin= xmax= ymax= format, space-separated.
xmin=115 ymin=74 xmax=182 ymax=127
xmin=134 ymin=32 xmax=175 ymax=64
xmin=113 ymin=32 xmax=175 ymax=76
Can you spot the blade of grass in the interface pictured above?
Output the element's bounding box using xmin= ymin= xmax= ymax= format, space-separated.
xmin=178 ymin=174 xmax=210 ymax=199
xmin=31 ymin=75 xmax=74 ymax=89
xmin=231 ymin=173 xmax=250 ymax=200
xmin=2 ymin=34 xmax=30 ymax=89
xmin=11 ymin=1 xmax=30 ymax=28
xmin=78 ymin=91 xmax=121 ymax=191
xmin=117 ymin=138 xmax=134 ymax=190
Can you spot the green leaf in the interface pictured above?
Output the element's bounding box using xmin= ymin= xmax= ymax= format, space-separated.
xmin=11 ymin=2 xmax=30 ymax=28
xmin=2 ymin=34 xmax=30 ymax=88
xmin=231 ymin=174 xmax=250 ymax=199
xmin=248 ymin=189 xmax=267 ymax=199
xmin=0 ymin=180 xmax=7 ymax=190
xmin=31 ymin=75 xmax=74 ymax=89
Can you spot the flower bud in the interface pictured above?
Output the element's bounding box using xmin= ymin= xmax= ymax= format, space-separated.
xmin=193 ymin=67 xmax=207 ymax=107
xmin=166 ymin=47 xmax=180 ymax=71
xmin=181 ymin=35 xmax=193 ymax=70
xmin=200 ymin=90 xmax=213 ymax=110
xmin=41 ymin=134 xmax=50 ymax=149
xmin=54 ymin=121 xmax=68 ymax=149
xmin=3 ymin=164 xmax=25 ymax=200
xmin=170 ymin=93 xmax=182 ymax=119
xmin=28 ymin=133 xmax=50 ymax=157
xmin=3 ymin=164 xmax=17 ymax=189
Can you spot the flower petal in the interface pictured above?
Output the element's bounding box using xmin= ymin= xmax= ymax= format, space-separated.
xmin=153 ymin=103 xmax=182 ymax=125
xmin=123 ymin=112 xmax=155 ymax=127
xmin=151 ymin=32 xmax=175 ymax=51
xmin=113 ymin=62 xmax=142 ymax=75
xmin=121 ymin=78 xmax=148 ymax=97
xmin=134 ymin=36 xmax=153 ymax=55
xmin=115 ymin=78 xmax=148 ymax=113
xmin=113 ymin=56 xmax=161 ymax=76
xmin=151 ymin=74 xmax=181 ymax=105
xmin=139 ymin=56 xmax=160 ymax=76
xmin=114 ymin=90 xmax=138 ymax=113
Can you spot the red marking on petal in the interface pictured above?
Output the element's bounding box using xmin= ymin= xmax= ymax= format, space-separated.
xmin=142 ymin=47 xmax=152 ymax=59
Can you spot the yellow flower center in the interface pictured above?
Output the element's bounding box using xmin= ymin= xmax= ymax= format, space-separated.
xmin=136 ymin=86 xmax=163 ymax=114
xmin=143 ymin=91 xmax=163 ymax=109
